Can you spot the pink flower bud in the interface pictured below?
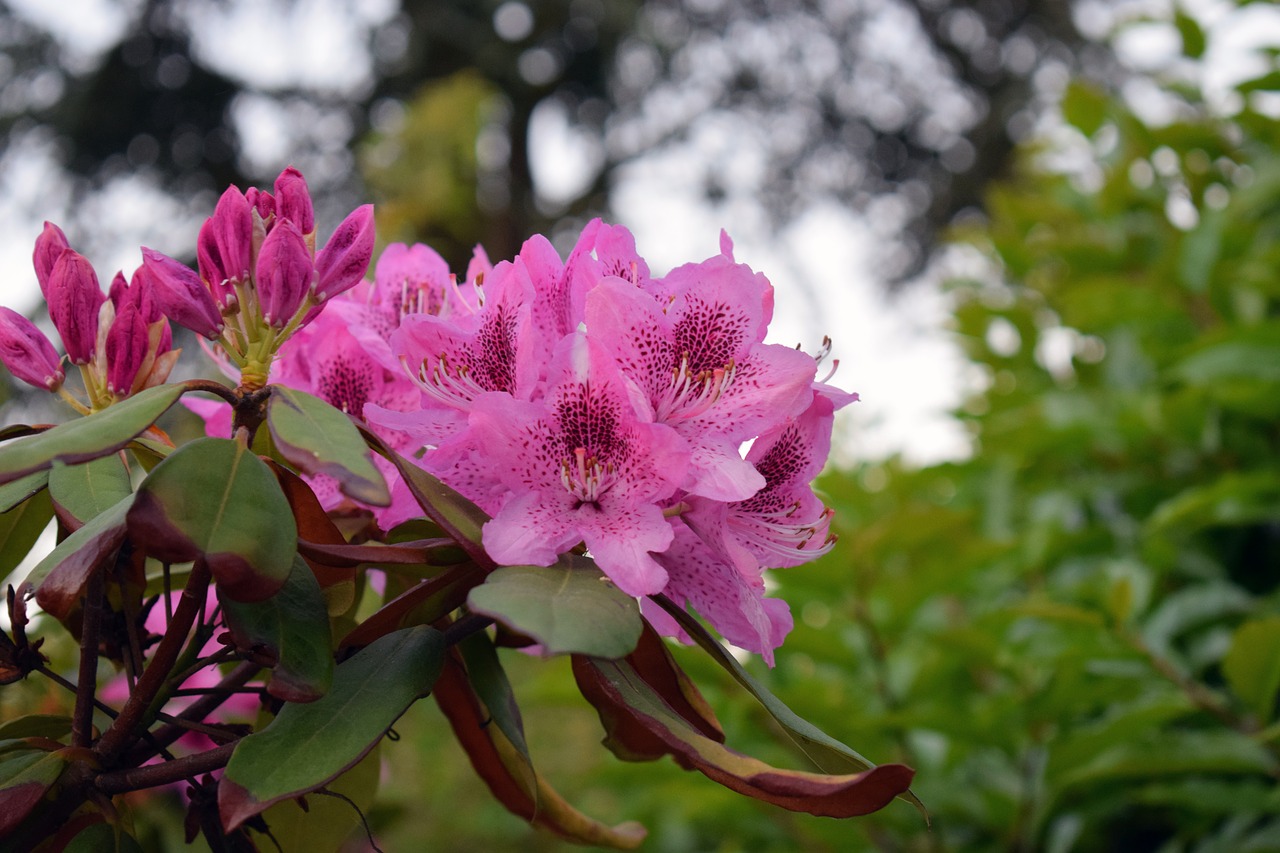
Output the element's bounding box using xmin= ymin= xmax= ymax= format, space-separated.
xmin=47 ymin=250 xmax=105 ymax=365
xmin=0 ymin=306 xmax=64 ymax=390
xmin=256 ymin=220 xmax=313 ymax=327
xmin=197 ymin=186 xmax=253 ymax=302
xmin=106 ymin=303 xmax=149 ymax=397
xmin=314 ymin=204 xmax=375 ymax=302
xmin=141 ymin=248 xmax=225 ymax=339
xmin=245 ymin=187 xmax=275 ymax=223
xmin=33 ymin=222 xmax=69 ymax=299
xmin=274 ymin=167 xmax=315 ymax=237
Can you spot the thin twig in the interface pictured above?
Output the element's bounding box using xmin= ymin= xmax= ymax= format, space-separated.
xmin=95 ymin=742 xmax=236 ymax=795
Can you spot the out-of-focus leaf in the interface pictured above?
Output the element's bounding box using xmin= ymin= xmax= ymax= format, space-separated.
xmin=219 ymin=555 xmax=334 ymax=704
xmin=1053 ymin=729 xmax=1277 ymax=792
xmin=433 ymin=654 xmax=647 ymax=850
xmin=1223 ymin=616 xmax=1280 ymax=721
xmin=0 ymin=748 xmax=67 ymax=838
xmin=30 ymin=493 xmax=134 ymax=622
xmin=0 ymin=487 xmax=52 ymax=583
xmin=60 ymin=822 xmax=145 ymax=853
xmin=1146 ymin=471 xmax=1280 ymax=535
xmin=127 ymin=438 xmax=296 ymax=603
xmin=1236 ymin=69 xmax=1280 ymax=94
xmin=219 ymin=625 xmax=444 ymax=831
xmin=258 ymin=742 xmax=381 ymax=853
xmin=1174 ymin=10 xmax=1206 ymax=58
xmin=458 ymin=631 xmax=531 ymax=767
xmin=362 ymin=431 xmax=493 ymax=569
xmin=468 ymin=559 xmax=642 ymax=659
xmin=0 ymin=385 xmax=184 ymax=484
xmin=1061 ymin=81 xmax=1109 ymax=136
xmin=0 ymin=716 xmax=70 ymax=741
xmin=48 ymin=454 xmax=132 ymax=529
xmin=574 ymin=655 xmax=913 ymax=817
xmin=337 ymin=563 xmax=483 ymax=652
xmin=267 ymin=387 xmax=390 ymax=507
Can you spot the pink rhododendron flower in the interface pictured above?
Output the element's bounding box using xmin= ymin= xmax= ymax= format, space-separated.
xmin=469 ymin=333 xmax=689 ymax=596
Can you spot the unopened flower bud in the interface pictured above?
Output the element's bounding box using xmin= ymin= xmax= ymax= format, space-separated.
xmin=106 ymin=303 xmax=149 ymax=397
xmin=314 ymin=204 xmax=375 ymax=302
xmin=33 ymin=222 xmax=69 ymax=298
xmin=0 ymin=306 xmax=64 ymax=390
xmin=274 ymin=166 xmax=315 ymax=239
xmin=256 ymin=220 xmax=313 ymax=327
xmin=47 ymin=250 xmax=105 ymax=365
xmin=197 ymin=186 xmax=253 ymax=304
xmin=141 ymin=248 xmax=225 ymax=339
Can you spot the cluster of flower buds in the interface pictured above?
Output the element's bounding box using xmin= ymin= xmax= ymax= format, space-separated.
xmin=143 ymin=167 xmax=375 ymax=390
xmin=0 ymin=223 xmax=178 ymax=412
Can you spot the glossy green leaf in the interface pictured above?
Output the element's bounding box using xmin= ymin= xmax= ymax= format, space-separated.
xmin=219 ymin=625 xmax=445 ymax=831
xmin=30 ymin=493 xmax=133 ymax=621
xmin=128 ymin=438 xmax=297 ymax=603
xmin=0 ymin=385 xmax=184 ymax=485
xmin=0 ymin=471 xmax=48 ymax=514
xmin=48 ymin=454 xmax=132 ymax=527
xmin=219 ymin=555 xmax=334 ymax=703
xmin=652 ymin=595 xmax=927 ymax=816
xmin=467 ymin=559 xmax=643 ymax=659
xmin=258 ymin=742 xmax=381 ymax=853
xmin=0 ymin=748 xmax=67 ymax=837
xmin=1223 ymin=616 xmax=1280 ymax=721
xmin=0 ymin=487 xmax=52 ymax=583
xmin=575 ymin=655 xmax=914 ymax=817
xmin=267 ymin=387 xmax=390 ymax=507
xmin=458 ymin=631 xmax=532 ymax=767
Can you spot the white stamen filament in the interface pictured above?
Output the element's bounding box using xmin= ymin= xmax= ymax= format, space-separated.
xmin=560 ymin=447 xmax=616 ymax=504
xmin=405 ymin=352 xmax=488 ymax=410
xmin=654 ymin=353 xmax=736 ymax=421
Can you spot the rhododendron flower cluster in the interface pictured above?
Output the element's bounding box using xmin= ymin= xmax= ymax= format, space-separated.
xmin=362 ymin=221 xmax=854 ymax=663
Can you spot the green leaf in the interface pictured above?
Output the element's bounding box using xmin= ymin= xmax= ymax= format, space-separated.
xmin=0 ymin=487 xmax=52 ymax=584
xmin=1223 ymin=616 xmax=1280 ymax=721
xmin=458 ymin=631 xmax=532 ymax=768
xmin=1054 ymin=729 xmax=1277 ymax=791
xmin=258 ymin=742 xmax=381 ymax=853
xmin=1174 ymin=9 xmax=1206 ymax=58
xmin=30 ymin=493 xmax=134 ymax=621
xmin=0 ymin=715 xmax=71 ymax=741
xmin=127 ymin=438 xmax=297 ymax=603
xmin=0 ymin=471 xmax=48 ymax=514
xmin=219 ymin=555 xmax=334 ymax=703
xmin=364 ymin=433 xmax=493 ymax=570
xmin=1146 ymin=470 xmax=1280 ymax=535
xmin=652 ymin=595 xmax=927 ymax=816
xmin=574 ymin=655 xmax=913 ymax=818
xmin=48 ymin=454 xmax=132 ymax=527
xmin=0 ymin=748 xmax=67 ymax=837
xmin=1061 ymin=81 xmax=1109 ymax=136
xmin=0 ymin=385 xmax=184 ymax=485
xmin=467 ymin=559 xmax=643 ymax=659
xmin=218 ymin=625 xmax=445 ymax=831
xmin=267 ymin=387 xmax=390 ymax=507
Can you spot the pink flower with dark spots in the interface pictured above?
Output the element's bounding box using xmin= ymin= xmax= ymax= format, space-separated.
xmin=585 ymin=240 xmax=816 ymax=502
xmin=686 ymin=392 xmax=839 ymax=576
xmin=649 ymin=519 xmax=794 ymax=666
xmin=468 ymin=334 xmax=689 ymax=596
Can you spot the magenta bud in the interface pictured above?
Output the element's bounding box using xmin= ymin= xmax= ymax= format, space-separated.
xmin=108 ymin=271 xmax=128 ymax=309
xmin=256 ymin=220 xmax=313 ymax=327
xmin=245 ymin=187 xmax=275 ymax=223
xmin=128 ymin=267 xmax=164 ymax=324
xmin=47 ymin=250 xmax=105 ymax=365
xmin=141 ymin=248 xmax=225 ymax=339
xmin=274 ymin=167 xmax=315 ymax=237
xmin=0 ymin=306 xmax=64 ymax=390
xmin=33 ymin=222 xmax=70 ymax=299
xmin=197 ymin=186 xmax=253 ymax=297
xmin=314 ymin=204 xmax=375 ymax=302
xmin=105 ymin=303 xmax=149 ymax=397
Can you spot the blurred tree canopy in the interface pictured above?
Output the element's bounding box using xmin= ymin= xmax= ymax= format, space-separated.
xmin=0 ymin=0 xmax=1111 ymax=274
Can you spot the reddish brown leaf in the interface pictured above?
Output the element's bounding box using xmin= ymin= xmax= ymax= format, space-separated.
xmin=625 ymin=622 xmax=723 ymax=744
xmin=337 ymin=563 xmax=484 ymax=653
xmin=574 ymin=656 xmax=913 ymax=818
xmin=434 ymin=654 xmax=647 ymax=849
xmin=269 ymin=462 xmax=354 ymax=590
